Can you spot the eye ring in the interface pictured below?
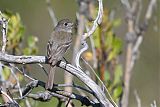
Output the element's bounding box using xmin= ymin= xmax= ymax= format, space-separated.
xmin=64 ymin=22 xmax=68 ymax=26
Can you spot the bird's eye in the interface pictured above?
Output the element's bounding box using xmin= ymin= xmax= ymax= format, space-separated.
xmin=64 ymin=22 xmax=68 ymax=26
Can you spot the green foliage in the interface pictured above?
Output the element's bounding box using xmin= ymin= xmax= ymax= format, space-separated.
xmin=113 ymin=65 xmax=123 ymax=86
xmin=3 ymin=11 xmax=24 ymax=53
xmin=2 ymin=11 xmax=38 ymax=54
xmin=92 ymin=9 xmax=123 ymax=104
xmin=23 ymin=36 xmax=38 ymax=55
xmin=113 ymin=85 xmax=123 ymax=102
xmin=107 ymin=37 xmax=122 ymax=61
xmin=93 ymin=27 xmax=101 ymax=48
xmin=2 ymin=67 xmax=10 ymax=80
xmin=0 ymin=11 xmax=39 ymax=105
xmin=111 ymin=65 xmax=123 ymax=101
xmin=1 ymin=10 xmax=38 ymax=81
xmin=104 ymin=70 xmax=110 ymax=82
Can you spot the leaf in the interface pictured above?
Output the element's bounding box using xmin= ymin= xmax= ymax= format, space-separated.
xmin=4 ymin=11 xmax=25 ymax=52
xmin=113 ymin=65 xmax=123 ymax=86
xmin=93 ymin=27 xmax=100 ymax=48
xmin=105 ymin=31 xmax=113 ymax=49
xmin=112 ymin=18 xmax=121 ymax=27
xmin=28 ymin=36 xmax=38 ymax=47
xmin=107 ymin=37 xmax=122 ymax=61
xmin=23 ymin=35 xmax=38 ymax=55
xmin=113 ymin=85 xmax=123 ymax=99
xmin=104 ymin=70 xmax=110 ymax=82
xmin=2 ymin=67 xmax=10 ymax=80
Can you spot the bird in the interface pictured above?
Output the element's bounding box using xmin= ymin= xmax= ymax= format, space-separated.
xmin=46 ymin=19 xmax=74 ymax=90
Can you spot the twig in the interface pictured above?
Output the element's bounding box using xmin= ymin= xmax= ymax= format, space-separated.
xmin=9 ymin=64 xmax=35 ymax=81
xmin=9 ymin=64 xmax=22 ymax=98
xmin=23 ymin=80 xmax=96 ymax=106
xmin=75 ymin=41 xmax=88 ymax=69
xmin=0 ymin=88 xmax=20 ymax=107
xmin=121 ymin=0 xmax=157 ymax=107
xmin=0 ymin=52 xmax=114 ymax=106
xmin=65 ymin=98 xmax=71 ymax=107
xmin=55 ymin=83 xmax=93 ymax=95
xmin=81 ymin=57 xmax=118 ymax=107
xmin=27 ymin=92 xmax=52 ymax=101
xmin=85 ymin=25 xmax=97 ymax=69
xmin=63 ymin=11 xmax=85 ymax=106
xmin=150 ymin=101 xmax=157 ymax=107
xmin=0 ymin=53 xmax=46 ymax=64
xmin=0 ymin=88 xmax=14 ymax=103
xmin=145 ymin=0 xmax=156 ymax=20
xmin=59 ymin=61 xmax=113 ymax=107
xmin=27 ymin=90 xmax=96 ymax=107
xmin=0 ymin=11 xmax=8 ymax=53
xmin=0 ymin=62 xmax=5 ymax=81
xmin=22 ymin=80 xmax=39 ymax=98
xmin=37 ymin=63 xmax=48 ymax=76
xmin=134 ymin=90 xmax=141 ymax=107
xmin=55 ymin=89 xmax=93 ymax=107
xmin=25 ymin=98 xmax=31 ymax=107
xmin=46 ymin=0 xmax=57 ymax=27
xmin=81 ymin=0 xmax=103 ymax=41
xmin=135 ymin=0 xmax=142 ymax=27
xmin=120 ymin=0 xmax=131 ymax=10
xmin=131 ymin=0 xmax=157 ymax=70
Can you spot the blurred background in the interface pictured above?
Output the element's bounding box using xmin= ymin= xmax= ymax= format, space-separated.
xmin=0 ymin=0 xmax=159 ymax=107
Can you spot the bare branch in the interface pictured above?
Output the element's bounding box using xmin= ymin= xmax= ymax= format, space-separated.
xmin=59 ymin=61 xmax=113 ymax=107
xmin=121 ymin=0 xmax=157 ymax=107
xmin=85 ymin=25 xmax=97 ymax=69
xmin=145 ymin=0 xmax=156 ymax=20
xmin=22 ymin=80 xmax=97 ymax=106
xmin=0 ymin=53 xmax=46 ymax=64
xmin=134 ymin=90 xmax=141 ymax=107
xmin=81 ymin=57 xmax=118 ymax=107
xmin=150 ymin=101 xmax=157 ymax=107
xmin=0 ymin=88 xmax=20 ymax=107
xmin=46 ymin=0 xmax=57 ymax=27
xmin=81 ymin=0 xmax=103 ymax=40
xmin=131 ymin=0 xmax=157 ymax=69
xmin=55 ymin=83 xmax=93 ymax=95
xmin=0 ymin=11 xmax=8 ymax=53
xmin=75 ymin=41 xmax=88 ymax=69
xmin=9 ymin=64 xmax=22 ymax=97
xmin=0 ymin=52 xmax=114 ymax=106
xmin=120 ymin=0 xmax=131 ymax=10
xmin=0 ymin=88 xmax=14 ymax=103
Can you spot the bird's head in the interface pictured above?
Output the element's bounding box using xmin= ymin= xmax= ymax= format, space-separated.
xmin=55 ymin=19 xmax=74 ymax=33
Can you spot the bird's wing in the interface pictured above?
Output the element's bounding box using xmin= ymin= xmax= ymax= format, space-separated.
xmin=47 ymin=40 xmax=57 ymax=65
xmin=47 ymin=32 xmax=72 ymax=65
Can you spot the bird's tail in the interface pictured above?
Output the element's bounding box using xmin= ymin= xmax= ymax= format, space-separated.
xmin=45 ymin=66 xmax=56 ymax=90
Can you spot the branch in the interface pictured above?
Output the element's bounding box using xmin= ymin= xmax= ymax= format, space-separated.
xmin=134 ymin=90 xmax=141 ymax=107
xmin=121 ymin=0 xmax=157 ymax=107
xmin=58 ymin=61 xmax=113 ymax=107
xmin=81 ymin=0 xmax=103 ymax=41
xmin=0 ymin=53 xmax=46 ymax=64
xmin=75 ymin=41 xmax=88 ymax=69
xmin=22 ymin=80 xmax=98 ymax=106
xmin=55 ymin=83 xmax=93 ymax=95
xmin=45 ymin=0 xmax=57 ymax=27
xmin=0 ymin=52 xmax=114 ymax=107
xmin=150 ymin=101 xmax=157 ymax=107
xmin=0 ymin=88 xmax=19 ymax=107
xmin=0 ymin=11 xmax=8 ymax=53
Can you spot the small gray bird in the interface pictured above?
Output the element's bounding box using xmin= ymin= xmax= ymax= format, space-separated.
xmin=46 ymin=19 xmax=74 ymax=90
